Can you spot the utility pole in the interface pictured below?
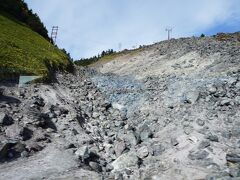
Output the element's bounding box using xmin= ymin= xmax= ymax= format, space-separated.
xmin=165 ymin=27 xmax=172 ymax=40
xmin=50 ymin=26 xmax=59 ymax=45
xmin=118 ymin=43 xmax=122 ymax=51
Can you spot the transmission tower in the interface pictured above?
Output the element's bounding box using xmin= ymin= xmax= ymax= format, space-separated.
xmin=50 ymin=26 xmax=59 ymax=45
xmin=165 ymin=27 xmax=172 ymax=40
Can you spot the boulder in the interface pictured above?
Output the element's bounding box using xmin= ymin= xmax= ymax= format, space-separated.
xmin=117 ymin=132 xmax=139 ymax=147
xmin=196 ymin=119 xmax=205 ymax=126
xmin=226 ymin=153 xmax=240 ymax=164
xmin=0 ymin=141 xmax=25 ymax=161
xmin=198 ymin=140 xmax=210 ymax=149
xmin=220 ymin=98 xmax=233 ymax=106
xmin=21 ymin=127 xmax=33 ymax=141
xmin=207 ymin=85 xmax=217 ymax=94
xmin=89 ymin=161 xmax=102 ymax=172
xmin=32 ymin=96 xmax=45 ymax=107
xmin=171 ymin=138 xmax=179 ymax=146
xmin=235 ymin=82 xmax=240 ymax=90
xmin=153 ymin=144 xmax=165 ymax=156
xmin=26 ymin=142 xmax=44 ymax=152
xmin=138 ymin=124 xmax=153 ymax=142
xmin=5 ymin=124 xmax=22 ymax=140
xmin=0 ymin=113 xmax=14 ymax=126
xmin=75 ymin=146 xmax=90 ymax=161
xmin=137 ymin=146 xmax=149 ymax=159
xmin=111 ymin=151 xmax=139 ymax=171
xmin=185 ymin=91 xmax=200 ymax=104
xmin=114 ymin=141 xmax=126 ymax=157
xmin=188 ymin=150 xmax=209 ymax=160
xmin=206 ymin=134 xmax=219 ymax=142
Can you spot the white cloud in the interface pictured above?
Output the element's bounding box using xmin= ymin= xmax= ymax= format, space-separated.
xmin=25 ymin=0 xmax=240 ymax=59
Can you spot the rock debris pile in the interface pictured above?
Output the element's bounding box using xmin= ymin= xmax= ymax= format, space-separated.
xmin=0 ymin=32 xmax=240 ymax=179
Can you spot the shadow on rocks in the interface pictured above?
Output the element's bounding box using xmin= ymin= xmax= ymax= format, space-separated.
xmin=38 ymin=113 xmax=57 ymax=131
xmin=0 ymin=94 xmax=21 ymax=104
xmin=0 ymin=141 xmax=26 ymax=163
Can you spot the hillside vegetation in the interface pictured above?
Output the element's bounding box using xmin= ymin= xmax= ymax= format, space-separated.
xmin=0 ymin=14 xmax=73 ymax=80
xmin=75 ymin=48 xmax=142 ymax=67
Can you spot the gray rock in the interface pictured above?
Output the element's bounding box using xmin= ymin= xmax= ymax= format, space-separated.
xmin=0 ymin=141 xmax=16 ymax=160
xmin=32 ymin=96 xmax=45 ymax=107
xmin=206 ymin=134 xmax=219 ymax=142
xmin=208 ymin=85 xmax=217 ymax=94
xmin=184 ymin=126 xmax=193 ymax=135
xmin=235 ymin=82 xmax=240 ymax=89
xmin=21 ymin=150 xmax=29 ymax=158
xmin=114 ymin=141 xmax=126 ymax=157
xmin=182 ymin=119 xmax=190 ymax=127
xmin=101 ymin=101 xmax=112 ymax=110
xmin=124 ymin=124 xmax=133 ymax=131
xmin=118 ymin=132 xmax=139 ymax=147
xmin=235 ymin=96 xmax=240 ymax=105
xmin=138 ymin=124 xmax=153 ymax=141
xmin=5 ymin=124 xmax=22 ymax=140
xmin=26 ymin=142 xmax=43 ymax=152
xmin=75 ymin=146 xmax=90 ymax=161
xmin=21 ymin=127 xmax=33 ymax=141
xmin=47 ymin=112 xmax=57 ymax=119
xmin=111 ymin=151 xmax=139 ymax=171
xmin=137 ymin=146 xmax=149 ymax=159
xmin=221 ymin=131 xmax=232 ymax=139
xmin=198 ymin=140 xmax=210 ymax=149
xmin=229 ymin=167 xmax=240 ymax=177
xmin=226 ymin=153 xmax=240 ymax=164
xmin=114 ymin=172 xmax=124 ymax=180
xmin=153 ymin=144 xmax=165 ymax=156
xmin=59 ymin=107 xmax=69 ymax=115
xmin=196 ymin=119 xmax=205 ymax=126
xmin=171 ymin=138 xmax=179 ymax=146
xmin=115 ymin=121 xmax=125 ymax=127
xmin=0 ymin=141 xmax=25 ymax=161
xmin=0 ymin=113 xmax=14 ymax=126
xmin=188 ymin=150 xmax=209 ymax=160
xmin=89 ymin=161 xmax=102 ymax=172
xmin=92 ymin=112 xmax=99 ymax=118
xmin=220 ymin=98 xmax=232 ymax=106
xmin=185 ymin=91 xmax=200 ymax=104
xmin=106 ymin=163 xmax=114 ymax=172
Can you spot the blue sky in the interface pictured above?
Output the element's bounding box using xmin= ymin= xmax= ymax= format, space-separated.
xmin=25 ymin=0 xmax=240 ymax=59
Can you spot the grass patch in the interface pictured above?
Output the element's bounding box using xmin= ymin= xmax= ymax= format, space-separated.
xmin=76 ymin=48 xmax=142 ymax=67
xmin=97 ymin=48 xmax=142 ymax=64
xmin=215 ymin=32 xmax=240 ymax=42
xmin=0 ymin=14 xmax=73 ymax=80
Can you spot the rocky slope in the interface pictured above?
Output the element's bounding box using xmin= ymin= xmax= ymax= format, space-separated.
xmin=0 ymin=32 xmax=240 ymax=179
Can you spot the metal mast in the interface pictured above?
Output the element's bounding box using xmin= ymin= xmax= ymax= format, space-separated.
xmin=165 ymin=27 xmax=172 ymax=40
xmin=50 ymin=26 xmax=59 ymax=45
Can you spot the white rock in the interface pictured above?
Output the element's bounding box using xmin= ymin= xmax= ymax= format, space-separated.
xmin=112 ymin=103 xmax=124 ymax=110
xmin=137 ymin=146 xmax=149 ymax=159
xmin=112 ymin=151 xmax=139 ymax=171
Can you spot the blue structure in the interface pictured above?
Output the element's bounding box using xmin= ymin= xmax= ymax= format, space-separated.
xmin=19 ymin=76 xmax=41 ymax=87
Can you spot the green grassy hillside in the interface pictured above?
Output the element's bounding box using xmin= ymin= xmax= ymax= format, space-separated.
xmin=0 ymin=14 xmax=73 ymax=80
xmin=75 ymin=48 xmax=142 ymax=67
